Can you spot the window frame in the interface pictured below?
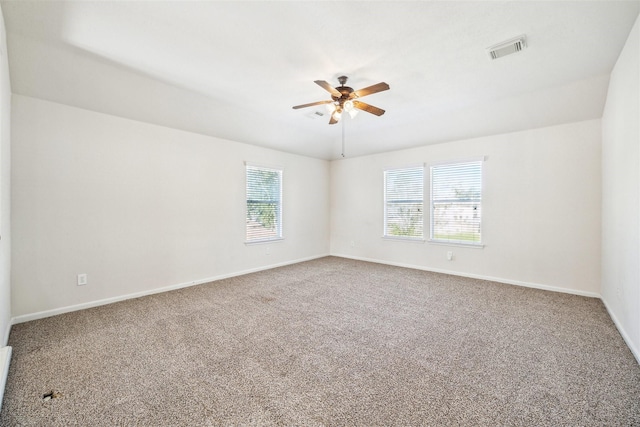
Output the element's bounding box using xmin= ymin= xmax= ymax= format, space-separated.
xmin=428 ymin=157 xmax=484 ymax=247
xmin=383 ymin=164 xmax=426 ymax=241
xmin=245 ymin=162 xmax=283 ymax=244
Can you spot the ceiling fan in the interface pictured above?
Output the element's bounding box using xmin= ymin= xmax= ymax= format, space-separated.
xmin=292 ymin=76 xmax=389 ymax=125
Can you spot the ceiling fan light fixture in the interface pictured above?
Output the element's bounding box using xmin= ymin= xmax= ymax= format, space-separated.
xmin=344 ymin=100 xmax=354 ymax=112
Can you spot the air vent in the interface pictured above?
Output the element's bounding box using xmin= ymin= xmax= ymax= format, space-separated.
xmin=306 ymin=110 xmax=325 ymax=120
xmin=487 ymin=35 xmax=526 ymax=60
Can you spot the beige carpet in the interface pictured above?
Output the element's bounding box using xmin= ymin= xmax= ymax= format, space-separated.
xmin=1 ymin=256 xmax=639 ymax=426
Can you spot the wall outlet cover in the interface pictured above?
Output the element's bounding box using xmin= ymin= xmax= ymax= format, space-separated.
xmin=77 ymin=274 xmax=87 ymax=286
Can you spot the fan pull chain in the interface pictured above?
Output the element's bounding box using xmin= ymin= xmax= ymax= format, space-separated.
xmin=341 ymin=118 xmax=346 ymax=158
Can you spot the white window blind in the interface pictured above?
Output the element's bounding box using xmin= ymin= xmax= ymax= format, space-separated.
xmin=246 ymin=164 xmax=282 ymax=242
xmin=430 ymin=159 xmax=483 ymax=245
xmin=384 ymin=166 xmax=424 ymax=239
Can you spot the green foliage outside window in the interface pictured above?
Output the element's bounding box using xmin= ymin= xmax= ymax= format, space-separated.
xmin=246 ymin=166 xmax=282 ymax=240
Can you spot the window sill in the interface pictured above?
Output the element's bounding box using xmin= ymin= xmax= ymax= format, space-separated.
xmin=245 ymin=237 xmax=284 ymax=246
xmin=382 ymin=236 xmax=426 ymax=243
xmin=428 ymin=240 xmax=484 ymax=249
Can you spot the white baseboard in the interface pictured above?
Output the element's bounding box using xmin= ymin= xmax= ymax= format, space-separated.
xmin=331 ymin=253 xmax=601 ymax=298
xmin=3 ymin=321 xmax=10 ymax=347
xmin=0 ymin=346 xmax=11 ymax=412
xmin=5 ymin=253 xmax=638 ymax=379
xmin=600 ymin=296 xmax=640 ymax=365
xmin=11 ymin=253 xmax=329 ymax=325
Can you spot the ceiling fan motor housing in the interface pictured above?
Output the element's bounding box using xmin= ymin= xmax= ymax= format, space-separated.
xmin=332 ymin=86 xmax=355 ymax=103
xmin=333 ymin=75 xmax=355 ymax=104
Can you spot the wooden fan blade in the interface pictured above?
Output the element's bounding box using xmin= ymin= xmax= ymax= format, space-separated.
xmin=329 ymin=115 xmax=339 ymax=125
xmin=315 ymin=80 xmax=342 ymax=98
xmin=351 ymin=82 xmax=390 ymax=99
xmin=292 ymin=100 xmax=333 ymax=109
xmin=353 ymin=100 xmax=385 ymax=116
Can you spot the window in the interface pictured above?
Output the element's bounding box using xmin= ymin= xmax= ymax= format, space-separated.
xmin=246 ymin=164 xmax=282 ymax=242
xmin=384 ymin=165 xmax=424 ymax=239
xmin=430 ymin=159 xmax=483 ymax=245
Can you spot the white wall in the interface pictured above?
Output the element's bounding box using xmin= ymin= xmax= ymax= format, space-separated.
xmin=11 ymin=95 xmax=330 ymax=319
xmin=601 ymin=15 xmax=640 ymax=361
xmin=330 ymin=119 xmax=602 ymax=296
xmin=0 ymin=6 xmax=11 ymax=344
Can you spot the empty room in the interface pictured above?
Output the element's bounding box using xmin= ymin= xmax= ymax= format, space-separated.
xmin=0 ymin=1 xmax=638 ymax=425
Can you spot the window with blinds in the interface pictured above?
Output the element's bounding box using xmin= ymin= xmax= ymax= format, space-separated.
xmin=384 ymin=166 xmax=424 ymax=239
xmin=246 ymin=164 xmax=282 ymax=242
xmin=430 ymin=159 xmax=483 ymax=245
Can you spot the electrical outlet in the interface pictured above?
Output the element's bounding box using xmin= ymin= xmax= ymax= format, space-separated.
xmin=77 ymin=274 xmax=87 ymax=286
xmin=350 ymin=240 xmax=355 ymax=247
xmin=266 ymin=246 xmax=271 ymax=255
xmin=446 ymin=251 xmax=454 ymax=261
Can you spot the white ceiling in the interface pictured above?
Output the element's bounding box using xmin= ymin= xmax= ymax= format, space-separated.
xmin=2 ymin=1 xmax=639 ymax=160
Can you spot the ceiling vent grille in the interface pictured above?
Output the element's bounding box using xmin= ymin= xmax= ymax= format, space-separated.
xmin=487 ymin=35 xmax=527 ymax=60
xmin=306 ymin=110 xmax=325 ymax=120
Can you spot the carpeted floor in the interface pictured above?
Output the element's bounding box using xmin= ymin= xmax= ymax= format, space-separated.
xmin=1 ymin=256 xmax=639 ymax=426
